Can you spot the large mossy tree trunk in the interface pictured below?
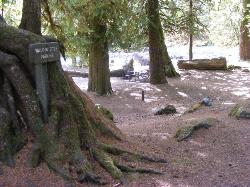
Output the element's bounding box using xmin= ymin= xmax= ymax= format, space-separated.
xmin=88 ymin=17 xmax=112 ymax=95
xmin=19 ymin=0 xmax=41 ymax=35
xmin=0 ymin=19 xmax=165 ymax=184
xmin=240 ymin=0 xmax=250 ymax=60
xmin=147 ymin=0 xmax=178 ymax=84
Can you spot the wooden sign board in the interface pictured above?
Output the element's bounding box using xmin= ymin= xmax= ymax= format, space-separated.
xmin=29 ymin=42 xmax=60 ymax=64
xmin=29 ymin=42 xmax=60 ymax=123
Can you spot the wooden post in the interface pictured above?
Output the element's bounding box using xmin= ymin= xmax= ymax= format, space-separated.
xmin=29 ymin=42 xmax=60 ymax=122
xmin=142 ymin=90 xmax=145 ymax=101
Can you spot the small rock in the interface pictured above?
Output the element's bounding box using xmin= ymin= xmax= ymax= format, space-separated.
xmin=201 ymin=97 xmax=212 ymax=106
xmin=154 ymin=105 xmax=177 ymax=115
xmin=95 ymin=104 xmax=114 ymax=121
xmin=242 ymin=69 xmax=250 ymax=73
xmin=227 ymin=65 xmax=242 ymax=70
xmin=229 ymin=104 xmax=250 ymax=119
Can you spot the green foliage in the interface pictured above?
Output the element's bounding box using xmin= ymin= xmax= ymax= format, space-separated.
xmin=207 ymin=0 xmax=242 ymax=46
xmin=0 ymin=0 xmax=22 ymax=27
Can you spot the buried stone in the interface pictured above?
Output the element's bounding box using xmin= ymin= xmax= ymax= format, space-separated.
xmin=175 ymin=118 xmax=217 ymax=142
xmin=229 ymin=104 xmax=250 ymax=119
xmin=156 ymin=105 xmax=177 ymax=115
xmin=154 ymin=105 xmax=177 ymax=115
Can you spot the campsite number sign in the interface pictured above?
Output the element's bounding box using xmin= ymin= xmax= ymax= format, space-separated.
xmin=29 ymin=42 xmax=60 ymax=122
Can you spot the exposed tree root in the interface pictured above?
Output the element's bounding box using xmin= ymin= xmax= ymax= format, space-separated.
xmin=0 ymin=21 xmax=167 ymax=185
xmin=98 ymin=143 xmax=168 ymax=163
xmin=115 ymin=163 xmax=163 ymax=175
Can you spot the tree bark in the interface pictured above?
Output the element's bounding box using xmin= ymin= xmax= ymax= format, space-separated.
xmin=177 ymin=57 xmax=227 ymax=70
xmin=0 ymin=21 xmax=165 ymax=184
xmin=19 ymin=0 xmax=41 ymax=35
xmin=189 ymin=0 xmax=193 ymax=61
xmin=148 ymin=0 xmax=167 ymax=84
xmin=88 ymin=17 xmax=112 ymax=95
xmin=239 ymin=0 xmax=250 ymax=60
xmin=147 ymin=0 xmax=178 ymax=84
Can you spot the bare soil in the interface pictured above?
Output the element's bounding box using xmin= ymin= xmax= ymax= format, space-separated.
xmin=1 ymin=69 xmax=250 ymax=187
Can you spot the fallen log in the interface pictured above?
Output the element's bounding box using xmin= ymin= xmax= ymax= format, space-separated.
xmin=110 ymin=69 xmax=125 ymax=77
xmin=65 ymin=69 xmax=125 ymax=78
xmin=65 ymin=71 xmax=88 ymax=78
xmin=177 ymin=57 xmax=227 ymax=70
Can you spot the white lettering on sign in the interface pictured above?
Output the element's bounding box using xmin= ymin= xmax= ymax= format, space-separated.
xmin=29 ymin=42 xmax=60 ymax=64
xmin=35 ymin=46 xmax=58 ymax=54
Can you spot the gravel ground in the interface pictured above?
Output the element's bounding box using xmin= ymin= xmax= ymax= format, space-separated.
xmin=86 ymin=69 xmax=250 ymax=187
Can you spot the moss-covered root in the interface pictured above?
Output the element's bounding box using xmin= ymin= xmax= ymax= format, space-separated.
xmin=186 ymin=102 xmax=203 ymax=113
xmin=99 ymin=143 xmax=168 ymax=163
xmin=95 ymin=104 xmax=114 ymax=121
xmin=115 ymin=162 xmax=163 ymax=175
xmin=175 ymin=118 xmax=216 ymax=142
xmin=71 ymin=150 xmax=107 ymax=185
xmin=92 ymin=148 xmax=124 ymax=181
xmin=229 ymin=104 xmax=243 ymax=118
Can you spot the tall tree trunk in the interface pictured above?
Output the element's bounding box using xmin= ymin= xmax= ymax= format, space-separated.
xmin=88 ymin=17 xmax=112 ymax=95
xmin=71 ymin=56 xmax=77 ymax=67
xmin=1 ymin=1 xmax=4 ymax=18
xmin=19 ymin=0 xmax=41 ymax=35
xmin=240 ymin=0 xmax=250 ymax=60
xmin=147 ymin=0 xmax=178 ymax=85
xmin=0 ymin=20 xmax=165 ymax=184
xmin=189 ymin=0 xmax=193 ymax=61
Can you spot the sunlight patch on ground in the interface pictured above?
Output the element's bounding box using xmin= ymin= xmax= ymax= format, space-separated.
xmin=73 ymin=77 xmax=88 ymax=90
xmin=130 ymin=92 xmax=142 ymax=100
xmin=178 ymin=91 xmax=189 ymax=98
xmin=151 ymin=132 xmax=172 ymax=140
xmin=190 ymin=140 xmax=204 ymax=147
xmin=156 ymin=180 xmax=175 ymax=187
xmin=125 ymin=104 xmax=133 ymax=109
xmin=176 ymin=106 xmax=188 ymax=114
xmin=201 ymin=86 xmax=207 ymax=90
xmin=223 ymin=102 xmax=236 ymax=105
xmin=145 ymin=96 xmax=160 ymax=103
xmin=197 ymin=151 xmax=208 ymax=158
xmin=232 ymin=90 xmax=250 ymax=98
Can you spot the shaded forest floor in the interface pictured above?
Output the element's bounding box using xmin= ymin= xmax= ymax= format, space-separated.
xmin=85 ymin=69 xmax=250 ymax=187
xmin=1 ymin=68 xmax=250 ymax=186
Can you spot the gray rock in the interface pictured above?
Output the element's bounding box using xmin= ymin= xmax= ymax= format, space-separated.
xmin=242 ymin=69 xmax=250 ymax=73
xmin=154 ymin=105 xmax=177 ymax=115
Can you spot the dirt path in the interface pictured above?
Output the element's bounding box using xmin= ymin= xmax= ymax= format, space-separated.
xmin=85 ymin=69 xmax=250 ymax=187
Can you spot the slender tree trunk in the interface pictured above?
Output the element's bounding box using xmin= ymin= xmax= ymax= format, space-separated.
xmin=189 ymin=0 xmax=193 ymax=61
xmin=88 ymin=17 xmax=112 ymax=95
xmin=189 ymin=34 xmax=193 ymax=60
xmin=147 ymin=0 xmax=178 ymax=85
xmin=240 ymin=0 xmax=250 ymax=60
xmin=19 ymin=0 xmax=41 ymax=35
xmin=1 ymin=1 xmax=4 ymax=18
xmin=71 ymin=56 xmax=77 ymax=67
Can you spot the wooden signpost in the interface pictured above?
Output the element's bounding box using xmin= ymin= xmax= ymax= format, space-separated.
xmin=29 ymin=42 xmax=60 ymax=122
